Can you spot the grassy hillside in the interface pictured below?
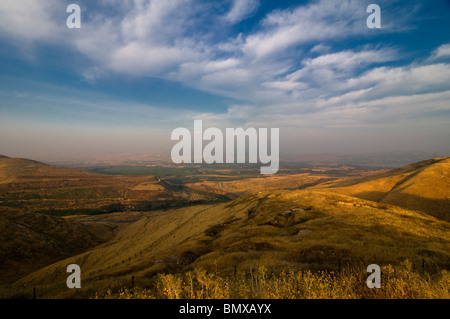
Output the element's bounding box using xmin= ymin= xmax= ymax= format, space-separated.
xmin=317 ymin=157 xmax=450 ymax=221
xmin=11 ymin=189 xmax=449 ymax=298
xmin=186 ymin=173 xmax=331 ymax=197
xmin=0 ymin=157 xmax=229 ymax=216
xmin=0 ymin=207 xmax=115 ymax=284
xmin=0 ymin=157 xmax=100 ymax=182
xmin=1 ymin=156 xmax=448 ymax=298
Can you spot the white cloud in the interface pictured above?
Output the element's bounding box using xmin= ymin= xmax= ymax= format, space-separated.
xmin=310 ymin=43 xmax=331 ymax=54
xmin=262 ymin=80 xmax=308 ymax=92
xmin=0 ymin=0 xmax=63 ymax=42
xmin=303 ymin=49 xmax=396 ymax=71
xmin=242 ymin=0 xmax=366 ymax=59
xmin=430 ymin=43 xmax=450 ymax=60
xmin=0 ymin=0 xmax=409 ymax=98
xmin=224 ymin=0 xmax=259 ymax=24
xmin=342 ymin=63 xmax=450 ymax=98
xmin=109 ymin=42 xmax=187 ymax=74
xmin=207 ymin=57 xmax=450 ymax=132
xmin=0 ymin=0 xmax=449 ymax=146
xmin=37 ymin=0 xmax=393 ymax=93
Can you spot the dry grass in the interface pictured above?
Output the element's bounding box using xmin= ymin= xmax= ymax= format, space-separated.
xmin=92 ymin=261 xmax=449 ymax=299
xmin=2 ymin=157 xmax=449 ymax=299
xmin=0 ymin=207 xmax=115 ymax=284
xmin=12 ymin=189 xmax=449 ymax=294
xmin=186 ymin=173 xmax=328 ymax=197
xmin=321 ymin=157 xmax=450 ymax=221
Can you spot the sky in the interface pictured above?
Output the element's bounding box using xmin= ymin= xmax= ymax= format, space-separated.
xmin=0 ymin=0 xmax=450 ymax=163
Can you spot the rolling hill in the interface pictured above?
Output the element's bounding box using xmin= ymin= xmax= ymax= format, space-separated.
xmin=186 ymin=173 xmax=331 ymax=198
xmin=317 ymin=157 xmax=450 ymax=221
xmin=0 ymin=207 xmax=116 ymax=284
xmin=1 ymin=156 xmax=449 ymax=298
xmin=14 ymin=189 xmax=449 ymax=295
xmin=0 ymin=156 xmax=101 ymax=183
xmin=0 ymin=156 xmax=229 ymax=216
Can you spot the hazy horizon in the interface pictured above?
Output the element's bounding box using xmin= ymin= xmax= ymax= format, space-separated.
xmin=1 ymin=149 xmax=448 ymax=170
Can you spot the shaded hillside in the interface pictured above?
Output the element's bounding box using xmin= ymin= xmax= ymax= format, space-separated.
xmin=0 ymin=208 xmax=116 ymax=284
xmin=15 ymin=189 xmax=449 ymax=291
xmin=318 ymin=157 xmax=450 ymax=221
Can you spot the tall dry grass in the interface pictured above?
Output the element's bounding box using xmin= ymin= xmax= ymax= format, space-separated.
xmin=94 ymin=261 xmax=449 ymax=299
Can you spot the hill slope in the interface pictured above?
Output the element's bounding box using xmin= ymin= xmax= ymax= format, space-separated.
xmin=0 ymin=157 xmax=101 ymax=183
xmin=317 ymin=157 xmax=450 ymax=221
xmin=0 ymin=208 xmax=115 ymax=284
xmin=2 ymin=156 xmax=449 ymax=298
xmin=0 ymin=157 xmax=230 ymax=216
xmin=15 ymin=189 xmax=449 ymax=292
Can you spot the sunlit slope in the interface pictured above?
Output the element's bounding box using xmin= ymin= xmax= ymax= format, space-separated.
xmin=17 ymin=189 xmax=449 ymax=287
xmin=319 ymin=157 xmax=450 ymax=221
xmin=0 ymin=157 xmax=100 ymax=183
xmin=0 ymin=156 xmax=186 ymax=215
xmin=187 ymin=173 xmax=329 ymax=197
xmin=0 ymin=208 xmax=114 ymax=284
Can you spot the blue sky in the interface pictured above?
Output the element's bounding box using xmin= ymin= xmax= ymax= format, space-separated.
xmin=0 ymin=0 xmax=450 ymax=162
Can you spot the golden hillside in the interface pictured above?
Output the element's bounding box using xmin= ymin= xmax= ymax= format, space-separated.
xmin=2 ymin=156 xmax=449 ymax=298
xmin=15 ymin=189 xmax=449 ymax=292
xmin=317 ymin=157 xmax=450 ymax=221
xmin=186 ymin=173 xmax=329 ymax=197
xmin=0 ymin=156 xmax=226 ymax=216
